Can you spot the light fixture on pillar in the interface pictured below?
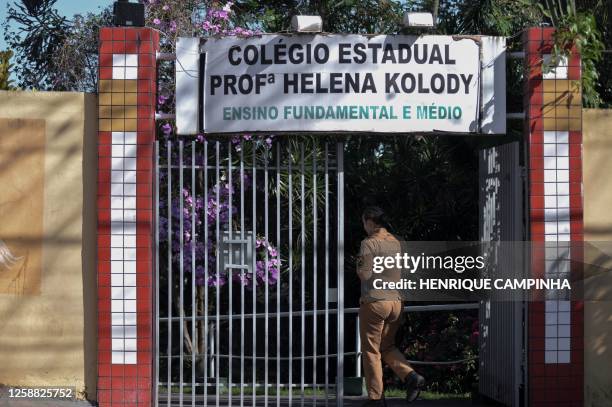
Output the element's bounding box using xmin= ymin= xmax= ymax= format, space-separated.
xmin=402 ymin=12 xmax=435 ymax=29
xmin=113 ymin=0 xmax=145 ymax=27
xmin=290 ymin=15 xmax=323 ymax=33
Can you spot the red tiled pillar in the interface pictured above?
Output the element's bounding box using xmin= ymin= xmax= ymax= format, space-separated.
xmin=524 ymin=27 xmax=584 ymax=406
xmin=97 ymin=27 xmax=159 ymax=406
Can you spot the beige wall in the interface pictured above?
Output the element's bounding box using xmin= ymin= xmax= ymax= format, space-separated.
xmin=0 ymin=91 xmax=97 ymax=401
xmin=583 ymin=108 xmax=612 ymax=406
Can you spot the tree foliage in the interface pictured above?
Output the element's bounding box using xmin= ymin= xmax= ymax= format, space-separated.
xmin=539 ymin=0 xmax=608 ymax=106
xmin=3 ymin=0 xmax=69 ymax=90
xmin=4 ymin=0 xmax=611 ymax=104
xmin=0 ymin=50 xmax=14 ymax=90
xmin=52 ymin=9 xmax=114 ymax=92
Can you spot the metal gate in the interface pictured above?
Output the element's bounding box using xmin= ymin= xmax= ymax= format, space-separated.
xmin=154 ymin=138 xmax=345 ymax=406
xmin=478 ymin=142 xmax=525 ymax=406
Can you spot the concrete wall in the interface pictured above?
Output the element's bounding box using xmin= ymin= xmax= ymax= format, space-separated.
xmin=0 ymin=91 xmax=97 ymax=401
xmin=583 ymin=108 xmax=612 ymax=406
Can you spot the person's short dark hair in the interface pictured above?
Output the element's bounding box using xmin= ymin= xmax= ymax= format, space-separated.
xmin=362 ymin=206 xmax=388 ymax=228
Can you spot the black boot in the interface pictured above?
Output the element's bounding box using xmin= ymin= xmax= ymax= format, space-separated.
xmin=404 ymin=371 xmax=426 ymax=403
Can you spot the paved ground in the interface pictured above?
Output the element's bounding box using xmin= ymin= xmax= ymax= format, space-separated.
xmin=0 ymin=396 xmax=501 ymax=406
xmin=0 ymin=400 xmax=93 ymax=407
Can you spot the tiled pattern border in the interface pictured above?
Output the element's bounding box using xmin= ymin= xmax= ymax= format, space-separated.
xmin=524 ymin=27 xmax=584 ymax=406
xmin=97 ymin=27 xmax=159 ymax=406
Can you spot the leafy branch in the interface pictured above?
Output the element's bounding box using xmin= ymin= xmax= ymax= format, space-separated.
xmin=539 ymin=2 xmax=605 ymax=106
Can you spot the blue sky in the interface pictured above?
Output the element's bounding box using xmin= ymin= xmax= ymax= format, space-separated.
xmin=1 ymin=0 xmax=113 ymax=50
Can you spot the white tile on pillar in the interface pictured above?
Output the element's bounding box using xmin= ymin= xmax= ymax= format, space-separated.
xmin=112 ymin=145 xmax=124 ymax=157
xmin=112 ymin=131 xmax=124 ymax=144
xmin=125 ymin=326 xmax=137 ymax=338
xmin=125 ymin=339 xmax=137 ymax=351
xmin=111 ymin=157 xmax=125 ymax=170
xmin=111 ymin=287 xmax=124 ymax=299
xmin=124 ymin=158 xmax=137 ymax=170
xmin=112 ymin=325 xmax=124 ymax=338
xmin=111 ymin=170 xmax=124 ymax=183
xmin=556 ymin=131 xmax=569 ymax=143
xmin=111 ymin=274 xmax=123 ymax=287
xmin=124 ymin=132 xmax=137 ymax=144
xmin=124 ymin=313 xmax=137 ymax=325
xmin=113 ymin=54 xmax=126 ymax=66
xmin=112 ymin=67 xmax=126 ymax=79
xmin=111 ymin=183 xmax=123 ymax=196
xmin=543 ymin=131 xmax=557 ymax=143
xmin=124 ymin=352 xmax=137 ymax=364
xmin=124 ymin=287 xmax=136 ymax=300
xmin=558 ymin=325 xmax=571 ymax=337
xmin=125 ymin=67 xmax=138 ymax=80
xmin=557 ymin=351 xmax=570 ymax=363
xmin=124 ymin=261 xmax=136 ymax=274
xmin=124 ymin=274 xmax=137 ymax=286
xmin=124 ymin=222 xmax=137 ymax=234
xmin=125 ymin=54 xmax=138 ymax=66
xmin=124 ymin=235 xmax=136 ymax=247
xmin=124 ymin=171 xmax=137 ymax=183
xmin=545 ymin=351 xmax=558 ymax=363
xmin=112 ymin=313 xmax=124 ymax=326
xmin=556 ymin=170 xmax=569 ymax=182
xmin=125 ymin=144 xmax=138 ymax=157
xmin=112 ymin=351 xmax=124 ymax=364
xmin=124 ymin=184 xmax=137 ymax=196
xmin=544 ymin=183 xmax=557 ymax=195
xmin=544 ymin=170 xmax=556 ymax=182
xmin=124 ymin=300 xmax=137 ymax=313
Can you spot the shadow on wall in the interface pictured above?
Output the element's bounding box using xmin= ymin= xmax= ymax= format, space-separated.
xmin=583 ymin=108 xmax=612 ymax=406
xmin=0 ymin=91 xmax=98 ymax=402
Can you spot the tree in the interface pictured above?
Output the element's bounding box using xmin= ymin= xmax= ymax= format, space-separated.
xmin=3 ymin=0 xmax=69 ymax=90
xmin=539 ymin=0 xmax=607 ymax=106
xmin=3 ymin=0 xmax=113 ymax=91
xmin=0 ymin=50 xmax=14 ymax=90
xmin=52 ymin=9 xmax=114 ymax=92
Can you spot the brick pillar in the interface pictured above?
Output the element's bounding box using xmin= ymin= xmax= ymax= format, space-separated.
xmin=524 ymin=27 xmax=584 ymax=406
xmin=97 ymin=27 xmax=159 ymax=406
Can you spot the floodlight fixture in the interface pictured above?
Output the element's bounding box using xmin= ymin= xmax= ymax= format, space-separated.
xmin=290 ymin=15 xmax=323 ymax=33
xmin=402 ymin=12 xmax=435 ymax=28
xmin=113 ymin=0 xmax=145 ymax=27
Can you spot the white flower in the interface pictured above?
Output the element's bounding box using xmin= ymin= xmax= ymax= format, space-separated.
xmin=222 ymin=2 xmax=233 ymax=12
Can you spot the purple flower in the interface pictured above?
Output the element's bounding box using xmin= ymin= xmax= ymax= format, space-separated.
xmin=153 ymin=18 xmax=161 ymax=25
xmin=161 ymin=123 xmax=172 ymax=135
xmin=162 ymin=4 xmax=169 ymax=11
xmin=169 ymin=20 xmax=177 ymax=32
xmin=208 ymin=273 xmax=227 ymax=287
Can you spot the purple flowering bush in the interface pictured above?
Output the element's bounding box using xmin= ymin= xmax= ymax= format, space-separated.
xmin=147 ymin=0 xmax=261 ymax=135
xmin=145 ymin=0 xmax=260 ymax=41
xmin=159 ymin=173 xmax=280 ymax=290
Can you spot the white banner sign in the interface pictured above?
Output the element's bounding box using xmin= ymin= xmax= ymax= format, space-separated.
xmin=179 ymin=34 xmax=506 ymax=134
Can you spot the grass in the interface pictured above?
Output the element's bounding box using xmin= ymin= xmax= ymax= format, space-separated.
xmin=384 ymin=388 xmax=470 ymax=400
xmin=159 ymin=385 xmax=470 ymax=400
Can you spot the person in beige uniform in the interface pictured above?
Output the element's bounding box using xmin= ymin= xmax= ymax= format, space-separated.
xmin=357 ymin=207 xmax=425 ymax=406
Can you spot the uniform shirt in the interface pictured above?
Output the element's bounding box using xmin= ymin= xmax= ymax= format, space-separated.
xmin=356 ymin=229 xmax=403 ymax=304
